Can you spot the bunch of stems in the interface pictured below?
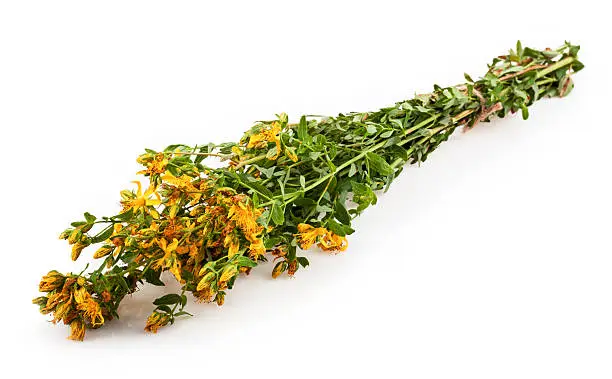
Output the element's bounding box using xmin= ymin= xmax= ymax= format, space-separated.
xmin=33 ymin=41 xmax=582 ymax=340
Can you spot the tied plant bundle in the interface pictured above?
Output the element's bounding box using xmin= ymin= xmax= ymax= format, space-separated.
xmin=34 ymin=42 xmax=583 ymax=341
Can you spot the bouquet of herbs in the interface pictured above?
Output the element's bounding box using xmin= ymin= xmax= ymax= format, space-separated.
xmin=33 ymin=41 xmax=582 ymax=341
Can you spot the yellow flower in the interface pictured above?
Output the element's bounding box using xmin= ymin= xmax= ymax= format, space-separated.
xmin=161 ymin=173 xmax=202 ymax=205
xmin=317 ymin=230 xmax=348 ymax=252
xmin=296 ymin=223 xmax=326 ymax=250
xmin=246 ymin=236 xmax=266 ymax=260
xmin=137 ymin=152 xmax=168 ymax=176
xmin=68 ymin=320 xmax=86 ymax=341
xmin=231 ymin=145 xmax=243 ymax=156
xmin=120 ymin=181 xmax=161 ymax=215
xmin=228 ymin=200 xmax=263 ymax=235
xmin=153 ymin=238 xmax=182 ymax=281
xmin=296 ymin=224 xmax=348 ymax=251
xmin=162 ymin=173 xmax=197 ymax=191
xmin=73 ymin=287 xmax=104 ymax=327
xmin=246 ymin=122 xmax=281 ymax=159
xmin=285 ymin=146 xmax=298 ymax=162
xmin=224 ymin=233 xmax=240 ymax=258
xmin=144 ymin=311 xmax=170 ymax=333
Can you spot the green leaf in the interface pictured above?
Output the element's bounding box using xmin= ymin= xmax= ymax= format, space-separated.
xmin=366 ymin=125 xmax=378 ymax=135
xmin=523 ymin=47 xmax=542 ymax=58
xmin=114 ymin=208 xmax=134 ymax=221
xmin=144 ymin=268 xmax=165 ymax=286
xmin=326 ymin=219 xmax=354 ymax=237
xmin=334 ymin=199 xmax=351 ymax=225
xmin=558 ymin=75 xmax=574 ymax=97
xmin=366 ymin=152 xmax=394 ymax=176
xmin=155 ymin=305 xmax=172 ymax=314
xmin=287 ymin=244 xmax=297 ymax=261
xmin=233 ymin=173 xmax=273 ymax=199
xmin=91 ymin=225 xmax=114 ymax=243
xmin=351 ymin=181 xmax=377 ymax=213
xmin=348 ymin=163 xmax=357 ymax=177
xmin=572 ymin=60 xmax=585 ymax=73
xmin=266 ymin=146 xmax=279 ymax=159
xmin=521 ymin=104 xmax=529 ymax=120
xmin=298 ymin=115 xmax=310 ymax=143
xmin=297 ymin=257 xmax=310 ymax=268
xmin=153 ymin=294 xmax=182 ymax=306
xmin=117 ymin=276 xmax=129 ymax=291
xmin=84 ymin=212 xmax=96 ymax=223
xmin=270 ymin=202 xmax=285 ymax=225
xmin=234 ymin=255 xmax=258 ymax=268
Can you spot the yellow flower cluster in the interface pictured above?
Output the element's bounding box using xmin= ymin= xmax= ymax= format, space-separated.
xmin=137 ymin=152 xmax=169 ymax=176
xmin=246 ymin=121 xmax=281 ymax=159
xmin=296 ymin=223 xmax=348 ymax=252
xmin=33 ymin=272 xmax=107 ymax=341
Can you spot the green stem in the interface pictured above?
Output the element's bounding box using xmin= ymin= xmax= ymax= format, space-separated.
xmin=236 ymin=154 xmax=267 ymax=169
xmin=304 ymin=176 xmax=334 ymax=221
xmin=535 ymin=57 xmax=574 ymax=79
xmin=299 ymin=115 xmax=438 ymax=195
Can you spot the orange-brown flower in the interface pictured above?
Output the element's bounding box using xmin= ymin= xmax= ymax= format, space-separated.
xmin=317 ymin=230 xmax=348 ymax=252
xmin=296 ymin=223 xmax=326 ymax=250
xmin=73 ymin=287 xmax=104 ymax=327
xmin=68 ymin=320 xmax=86 ymax=341
xmin=144 ymin=312 xmax=170 ymax=333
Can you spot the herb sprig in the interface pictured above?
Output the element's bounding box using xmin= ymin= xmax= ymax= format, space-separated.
xmin=34 ymin=41 xmax=582 ymax=340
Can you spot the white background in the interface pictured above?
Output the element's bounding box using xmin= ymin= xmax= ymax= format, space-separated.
xmin=1 ymin=1 xmax=610 ymax=378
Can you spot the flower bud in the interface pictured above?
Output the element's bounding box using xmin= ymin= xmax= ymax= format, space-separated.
xmin=58 ymin=229 xmax=71 ymax=240
xmin=196 ymin=272 xmax=216 ymax=291
xmin=68 ymin=229 xmax=82 ymax=244
xmin=101 ymin=290 xmax=112 ymax=303
xmin=144 ymin=311 xmax=170 ymax=333
xmin=71 ymin=242 xmax=87 ymax=261
xmin=32 ymin=296 xmax=48 ymax=307
xmin=218 ymin=265 xmax=238 ymax=285
xmin=272 ymin=261 xmax=288 ymax=279
xmin=93 ymin=245 xmax=113 ymax=259
xmin=53 ymin=301 xmax=72 ymax=322
xmin=80 ymin=223 xmax=93 ymax=233
xmin=215 ymin=292 xmax=225 ymax=306
xmin=39 ymin=270 xmax=65 ymax=292
xmin=287 ymin=260 xmax=298 ymax=276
